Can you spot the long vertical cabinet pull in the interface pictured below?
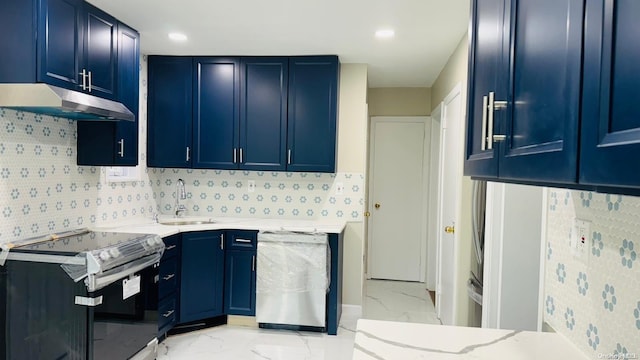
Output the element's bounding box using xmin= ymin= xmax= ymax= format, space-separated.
xmin=233 ymin=148 xmax=237 ymax=164
xmin=186 ymin=147 xmax=191 ymax=162
xmin=87 ymin=71 xmax=93 ymax=92
xmin=481 ymin=95 xmax=489 ymax=151
xmin=239 ymin=148 xmax=243 ymax=164
xmin=117 ymin=139 xmax=124 ymax=157
xmin=287 ymin=149 xmax=291 ymax=165
xmin=220 ymin=234 xmax=224 ymax=250
xmin=487 ymin=91 xmax=508 ymax=148
xmin=252 ymin=255 xmax=255 ymax=272
xmin=79 ymin=69 xmax=88 ymax=91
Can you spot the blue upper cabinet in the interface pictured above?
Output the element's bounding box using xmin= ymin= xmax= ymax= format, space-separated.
xmin=77 ymin=22 xmax=139 ymax=166
xmin=193 ymin=57 xmax=240 ymax=169
xmin=37 ymin=0 xmax=84 ymax=89
xmin=580 ymin=0 xmax=640 ymax=189
xmin=464 ymin=0 xmax=504 ymax=178
xmin=147 ymin=56 xmax=193 ymax=168
xmin=287 ymin=56 xmax=339 ymax=173
xmin=465 ymin=0 xmax=583 ymax=184
xmin=1 ymin=0 xmax=132 ymax=102
xmin=239 ymin=57 xmax=288 ymax=171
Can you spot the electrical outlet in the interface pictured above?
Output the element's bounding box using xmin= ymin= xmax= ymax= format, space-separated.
xmin=570 ymin=218 xmax=590 ymax=259
xmin=247 ymin=180 xmax=256 ymax=193
xmin=335 ymin=182 xmax=344 ymax=196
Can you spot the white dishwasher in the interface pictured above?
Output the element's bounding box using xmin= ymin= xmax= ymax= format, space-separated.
xmin=256 ymin=231 xmax=330 ymax=328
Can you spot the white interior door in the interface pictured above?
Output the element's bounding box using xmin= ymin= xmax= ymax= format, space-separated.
xmin=436 ymin=85 xmax=463 ymax=325
xmin=368 ymin=117 xmax=429 ymax=282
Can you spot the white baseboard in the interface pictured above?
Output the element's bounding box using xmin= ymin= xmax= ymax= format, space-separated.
xmin=342 ymin=304 xmax=363 ymax=317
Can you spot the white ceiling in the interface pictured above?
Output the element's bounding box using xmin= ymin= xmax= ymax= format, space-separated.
xmin=87 ymin=0 xmax=470 ymax=88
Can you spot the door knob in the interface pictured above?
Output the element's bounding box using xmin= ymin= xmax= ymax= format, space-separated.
xmin=444 ymin=226 xmax=455 ymax=234
xmin=374 ymin=203 xmax=381 ymax=209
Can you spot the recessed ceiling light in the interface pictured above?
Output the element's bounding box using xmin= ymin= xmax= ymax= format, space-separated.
xmin=168 ymin=32 xmax=188 ymax=41
xmin=375 ymin=29 xmax=395 ymax=39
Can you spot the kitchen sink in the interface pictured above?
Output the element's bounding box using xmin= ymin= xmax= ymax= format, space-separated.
xmin=158 ymin=220 xmax=216 ymax=226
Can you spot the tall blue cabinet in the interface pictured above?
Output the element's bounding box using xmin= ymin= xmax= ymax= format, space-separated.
xmin=580 ymin=0 xmax=640 ymax=189
xmin=465 ymin=0 xmax=583 ymax=184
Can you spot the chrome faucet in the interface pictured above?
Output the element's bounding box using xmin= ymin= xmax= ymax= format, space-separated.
xmin=175 ymin=179 xmax=187 ymax=217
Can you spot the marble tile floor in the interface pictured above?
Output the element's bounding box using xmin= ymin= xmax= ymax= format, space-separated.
xmin=158 ymin=280 xmax=439 ymax=359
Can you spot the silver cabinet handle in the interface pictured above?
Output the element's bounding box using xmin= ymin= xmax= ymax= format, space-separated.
xmin=162 ymin=274 xmax=175 ymax=281
xmin=235 ymin=238 xmax=251 ymax=243
xmin=87 ymin=71 xmax=92 ymax=92
xmin=239 ymin=148 xmax=243 ymax=164
xmin=162 ymin=310 xmax=175 ymax=318
xmin=487 ymin=92 xmax=495 ymax=150
xmin=79 ymin=69 xmax=87 ymax=90
xmin=252 ymin=255 xmax=255 ymax=272
xmin=220 ymin=234 xmax=224 ymax=250
xmin=233 ymin=148 xmax=237 ymax=164
xmin=117 ymin=139 xmax=124 ymax=157
xmin=165 ymin=245 xmax=177 ymax=250
xmin=287 ymin=149 xmax=291 ymax=165
xmin=481 ymin=95 xmax=488 ymax=151
xmin=186 ymin=147 xmax=190 ymax=162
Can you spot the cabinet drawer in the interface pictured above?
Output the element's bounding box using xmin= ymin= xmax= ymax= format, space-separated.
xmin=159 ymin=257 xmax=179 ymax=299
xmin=158 ymin=296 xmax=177 ymax=335
xmin=161 ymin=234 xmax=180 ymax=260
xmin=226 ymin=230 xmax=257 ymax=250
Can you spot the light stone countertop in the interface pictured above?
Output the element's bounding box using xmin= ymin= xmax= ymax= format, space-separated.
xmin=353 ymin=319 xmax=589 ymax=360
xmin=90 ymin=216 xmax=347 ymax=237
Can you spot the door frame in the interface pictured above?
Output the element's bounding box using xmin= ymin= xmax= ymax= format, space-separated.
xmin=366 ymin=116 xmax=431 ymax=282
xmin=427 ymin=104 xmax=442 ymax=290
xmin=435 ymin=83 xmax=463 ymax=324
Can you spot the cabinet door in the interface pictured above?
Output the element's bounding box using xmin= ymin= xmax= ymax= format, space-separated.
xmin=37 ymin=0 xmax=83 ymax=89
xmin=114 ymin=23 xmax=140 ymax=165
xmin=580 ymin=0 xmax=640 ymax=188
xmin=239 ymin=57 xmax=288 ymax=171
xmin=193 ymin=57 xmax=240 ymax=169
xmin=76 ymin=23 xmax=139 ymax=166
xmin=287 ymin=56 xmax=338 ymax=173
xmin=463 ymin=0 xmax=504 ymax=178
xmin=83 ymin=3 xmax=117 ymax=100
xmin=180 ymin=231 xmax=225 ymax=323
xmin=499 ymin=0 xmax=583 ymax=183
xmin=147 ymin=56 xmax=193 ymax=168
xmin=224 ymin=250 xmax=256 ymax=316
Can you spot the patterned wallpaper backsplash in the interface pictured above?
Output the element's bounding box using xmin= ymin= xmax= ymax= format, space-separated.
xmin=148 ymin=169 xmax=364 ymax=221
xmin=544 ymin=188 xmax=640 ymax=357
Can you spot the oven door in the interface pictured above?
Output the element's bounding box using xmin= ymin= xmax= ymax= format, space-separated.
xmin=89 ymin=263 xmax=158 ymax=360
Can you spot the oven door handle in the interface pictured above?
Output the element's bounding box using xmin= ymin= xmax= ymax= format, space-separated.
xmin=85 ymin=253 xmax=162 ymax=292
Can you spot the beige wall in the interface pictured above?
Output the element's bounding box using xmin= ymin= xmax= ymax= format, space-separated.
xmin=337 ymin=64 xmax=369 ymax=306
xmin=429 ymin=33 xmax=478 ymax=326
xmin=368 ymin=87 xmax=431 ymax=116
xmin=431 ymin=35 xmax=469 ymax=112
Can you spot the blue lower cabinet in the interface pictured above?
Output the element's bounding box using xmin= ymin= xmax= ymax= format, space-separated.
xmin=158 ymin=233 xmax=181 ymax=336
xmin=224 ymin=249 xmax=256 ymax=316
xmin=179 ymin=231 xmax=225 ymax=323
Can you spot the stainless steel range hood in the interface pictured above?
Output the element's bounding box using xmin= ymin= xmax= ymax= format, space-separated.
xmin=0 ymin=84 xmax=134 ymax=121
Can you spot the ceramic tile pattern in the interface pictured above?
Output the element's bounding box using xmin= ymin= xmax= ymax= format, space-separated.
xmin=0 ymin=55 xmax=363 ymax=245
xmin=545 ymin=189 xmax=640 ymax=357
